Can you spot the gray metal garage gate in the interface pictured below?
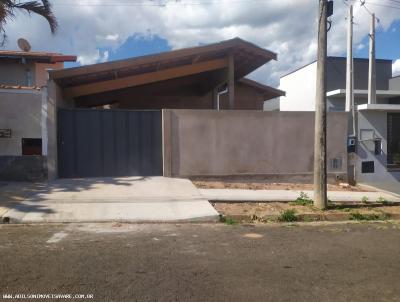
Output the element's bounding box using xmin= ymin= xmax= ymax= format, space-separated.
xmin=57 ymin=109 xmax=163 ymax=178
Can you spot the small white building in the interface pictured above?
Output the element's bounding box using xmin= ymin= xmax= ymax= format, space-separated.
xmin=278 ymin=57 xmax=400 ymax=111
xmin=276 ymin=57 xmax=400 ymax=192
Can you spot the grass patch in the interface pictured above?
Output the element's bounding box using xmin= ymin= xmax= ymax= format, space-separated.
xmin=349 ymin=212 xmax=384 ymax=221
xmin=290 ymin=191 xmax=313 ymax=206
xmin=220 ymin=216 xmax=237 ymax=225
xmin=278 ymin=209 xmax=297 ymax=222
xmin=339 ymin=207 xmax=351 ymax=212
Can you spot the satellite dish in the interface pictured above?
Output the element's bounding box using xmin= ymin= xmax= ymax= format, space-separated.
xmin=17 ymin=38 xmax=31 ymax=52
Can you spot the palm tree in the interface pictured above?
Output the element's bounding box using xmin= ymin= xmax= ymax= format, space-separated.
xmin=0 ymin=0 xmax=58 ymax=46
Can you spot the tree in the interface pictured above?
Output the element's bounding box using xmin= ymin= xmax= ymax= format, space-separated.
xmin=0 ymin=0 xmax=58 ymax=46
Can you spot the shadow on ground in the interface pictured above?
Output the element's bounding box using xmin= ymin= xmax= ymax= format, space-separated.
xmin=0 ymin=177 xmax=147 ymax=214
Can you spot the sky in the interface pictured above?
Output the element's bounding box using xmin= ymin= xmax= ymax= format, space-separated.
xmin=2 ymin=0 xmax=400 ymax=86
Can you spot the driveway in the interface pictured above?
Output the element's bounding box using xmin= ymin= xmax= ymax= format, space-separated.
xmin=1 ymin=177 xmax=219 ymax=223
xmin=363 ymin=181 xmax=400 ymax=196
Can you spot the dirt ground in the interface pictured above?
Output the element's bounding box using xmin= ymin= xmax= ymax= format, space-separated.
xmin=214 ymin=201 xmax=400 ymax=222
xmin=192 ymin=178 xmax=372 ymax=192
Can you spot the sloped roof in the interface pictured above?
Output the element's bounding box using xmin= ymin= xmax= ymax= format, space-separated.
xmin=50 ymin=37 xmax=277 ymax=88
xmin=0 ymin=50 xmax=77 ymax=63
xmin=239 ymin=78 xmax=285 ymax=97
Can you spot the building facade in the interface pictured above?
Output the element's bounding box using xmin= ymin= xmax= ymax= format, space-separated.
xmin=279 ymin=57 xmax=397 ymax=111
xmin=0 ymin=51 xmax=76 ymax=181
xmin=278 ymin=56 xmax=400 ymax=191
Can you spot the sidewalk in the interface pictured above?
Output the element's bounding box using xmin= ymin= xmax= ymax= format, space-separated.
xmin=199 ymin=189 xmax=400 ymax=203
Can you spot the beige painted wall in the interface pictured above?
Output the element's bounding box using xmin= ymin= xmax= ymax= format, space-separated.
xmin=0 ymin=89 xmax=43 ymax=155
xmin=35 ymin=62 xmax=64 ymax=87
xmin=0 ymin=61 xmax=64 ymax=87
xmin=0 ymin=62 xmax=35 ymax=86
xmin=164 ymin=110 xmax=348 ymax=180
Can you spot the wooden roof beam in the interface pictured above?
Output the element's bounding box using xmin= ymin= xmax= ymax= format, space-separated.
xmin=64 ymin=58 xmax=228 ymax=98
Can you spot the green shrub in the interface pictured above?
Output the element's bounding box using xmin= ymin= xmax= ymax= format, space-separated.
xmin=361 ymin=196 xmax=369 ymax=203
xmin=220 ymin=216 xmax=237 ymax=225
xmin=278 ymin=209 xmax=297 ymax=222
xmin=377 ymin=196 xmax=390 ymax=205
xmin=291 ymin=192 xmax=313 ymax=206
xmin=350 ymin=212 xmax=381 ymax=221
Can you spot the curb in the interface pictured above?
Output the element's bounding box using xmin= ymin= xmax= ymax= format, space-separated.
xmin=222 ymin=212 xmax=400 ymax=223
xmin=0 ymin=214 xmax=221 ymax=224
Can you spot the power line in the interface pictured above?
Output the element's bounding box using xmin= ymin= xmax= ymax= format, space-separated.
xmin=50 ymin=0 xmax=271 ymax=6
xmin=365 ymin=0 xmax=400 ymax=9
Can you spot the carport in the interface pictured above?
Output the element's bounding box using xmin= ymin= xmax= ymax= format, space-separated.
xmin=46 ymin=38 xmax=281 ymax=179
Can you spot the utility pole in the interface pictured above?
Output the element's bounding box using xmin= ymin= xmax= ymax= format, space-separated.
xmin=345 ymin=4 xmax=357 ymax=185
xmin=314 ymin=0 xmax=328 ymax=209
xmin=345 ymin=5 xmax=354 ymax=120
xmin=368 ymin=13 xmax=376 ymax=104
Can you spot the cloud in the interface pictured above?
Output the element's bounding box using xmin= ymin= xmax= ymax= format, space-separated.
xmin=2 ymin=0 xmax=400 ymax=85
xmin=77 ymin=49 xmax=109 ymax=65
xmin=393 ymin=59 xmax=400 ymax=77
xmin=357 ymin=43 xmax=365 ymax=50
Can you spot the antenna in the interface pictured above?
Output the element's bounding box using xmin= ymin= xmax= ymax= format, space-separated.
xmin=17 ymin=38 xmax=31 ymax=52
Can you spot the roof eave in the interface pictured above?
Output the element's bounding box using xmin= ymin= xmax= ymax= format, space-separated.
xmin=49 ymin=37 xmax=277 ymax=81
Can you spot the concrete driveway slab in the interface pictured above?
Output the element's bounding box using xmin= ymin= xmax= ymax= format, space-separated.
xmin=2 ymin=177 xmax=219 ymax=223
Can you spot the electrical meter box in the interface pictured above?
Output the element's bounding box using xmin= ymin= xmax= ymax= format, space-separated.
xmin=347 ymin=135 xmax=356 ymax=153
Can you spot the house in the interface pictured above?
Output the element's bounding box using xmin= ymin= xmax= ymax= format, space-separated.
xmin=0 ymin=50 xmax=77 ymax=87
xmin=278 ymin=56 xmax=400 ymax=111
xmin=276 ymin=56 xmax=400 ymax=190
xmin=0 ymin=38 xmax=349 ymax=184
xmin=0 ymin=51 xmax=77 ymax=180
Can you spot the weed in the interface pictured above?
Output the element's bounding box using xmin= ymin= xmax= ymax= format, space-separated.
xmin=291 ymin=191 xmax=313 ymax=206
xmin=377 ymin=196 xmax=386 ymax=203
xmin=349 ymin=212 xmax=383 ymax=221
xmin=278 ymin=209 xmax=297 ymax=222
xmin=377 ymin=196 xmax=390 ymax=205
xmin=223 ymin=217 xmax=237 ymax=225
xmin=301 ymin=216 xmax=319 ymax=222
xmin=361 ymin=196 xmax=369 ymax=203
xmin=333 ymin=207 xmax=351 ymax=212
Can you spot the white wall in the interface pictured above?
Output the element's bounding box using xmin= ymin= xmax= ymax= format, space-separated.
xmin=356 ymin=110 xmax=400 ymax=184
xmin=0 ymin=89 xmax=43 ymax=155
xmin=279 ymin=62 xmax=317 ymax=111
xmin=389 ymin=76 xmax=400 ymax=90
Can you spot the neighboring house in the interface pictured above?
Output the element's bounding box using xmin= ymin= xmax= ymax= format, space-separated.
xmin=0 ymin=51 xmax=76 ymax=180
xmin=0 ymin=50 xmax=76 ymax=87
xmin=277 ymin=56 xmax=400 ymax=189
xmin=278 ymin=57 xmax=399 ymax=111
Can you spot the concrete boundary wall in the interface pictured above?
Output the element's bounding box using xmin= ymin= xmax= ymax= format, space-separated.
xmin=163 ymin=110 xmax=348 ymax=183
xmin=0 ymin=88 xmax=48 ymax=181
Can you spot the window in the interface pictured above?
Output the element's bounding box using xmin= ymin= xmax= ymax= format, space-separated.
xmin=388 ymin=113 xmax=400 ymax=166
xmin=362 ymin=161 xmax=375 ymax=173
xmin=22 ymin=138 xmax=42 ymax=155
xmin=329 ymin=157 xmax=342 ymax=170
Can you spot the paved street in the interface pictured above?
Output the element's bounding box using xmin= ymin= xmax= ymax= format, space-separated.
xmin=1 ymin=222 xmax=400 ymax=301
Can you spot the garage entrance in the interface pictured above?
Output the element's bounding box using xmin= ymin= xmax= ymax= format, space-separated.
xmin=57 ymin=109 xmax=163 ymax=178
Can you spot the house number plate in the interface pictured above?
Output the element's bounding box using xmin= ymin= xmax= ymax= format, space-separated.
xmin=0 ymin=129 xmax=11 ymax=138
